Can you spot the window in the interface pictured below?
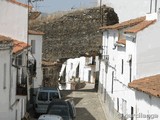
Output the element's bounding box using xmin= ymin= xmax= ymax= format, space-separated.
xmin=49 ymin=92 xmax=59 ymax=101
xmin=131 ymin=106 xmax=134 ymax=120
xmin=121 ymin=59 xmax=124 ymax=74
xmin=113 ymin=33 xmax=116 ymax=49
xmin=111 ymin=71 xmax=114 ymax=94
xmin=38 ymin=92 xmax=48 ymax=101
xmin=16 ymin=54 xmax=22 ymax=66
xmin=122 ymin=99 xmax=127 ymax=119
xmin=71 ymin=63 xmax=73 ymax=69
xmin=3 ymin=63 xmax=6 ymax=89
xmin=117 ymin=98 xmax=119 ymax=112
xmin=31 ymin=40 xmax=36 ymax=54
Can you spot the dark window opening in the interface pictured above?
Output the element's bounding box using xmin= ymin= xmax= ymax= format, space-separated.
xmin=121 ymin=59 xmax=124 ymax=74
xmin=111 ymin=71 xmax=114 ymax=94
xmin=38 ymin=92 xmax=48 ymax=101
xmin=131 ymin=106 xmax=134 ymax=120
xmin=31 ymin=40 xmax=36 ymax=54
xmin=117 ymin=98 xmax=119 ymax=112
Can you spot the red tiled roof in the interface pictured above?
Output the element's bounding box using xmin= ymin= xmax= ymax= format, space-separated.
xmin=124 ymin=20 xmax=156 ymax=33
xmin=0 ymin=35 xmax=12 ymax=42
xmin=8 ymin=0 xmax=32 ymax=8
xmin=28 ymin=30 xmax=45 ymax=35
xmin=128 ymin=74 xmax=160 ymax=97
xmin=99 ymin=16 xmax=146 ymax=30
xmin=116 ymin=39 xmax=126 ymax=45
xmin=13 ymin=40 xmax=30 ymax=54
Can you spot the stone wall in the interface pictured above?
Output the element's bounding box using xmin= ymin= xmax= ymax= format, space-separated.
xmin=30 ymin=6 xmax=118 ymax=87
xmin=30 ymin=6 xmax=118 ymax=61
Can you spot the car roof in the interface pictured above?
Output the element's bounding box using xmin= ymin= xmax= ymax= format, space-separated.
xmin=38 ymin=87 xmax=58 ymax=91
xmin=38 ymin=114 xmax=63 ymax=120
xmin=49 ymin=99 xmax=68 ymax=106
xmin=47 ymin=99 xmax=68 ymax=113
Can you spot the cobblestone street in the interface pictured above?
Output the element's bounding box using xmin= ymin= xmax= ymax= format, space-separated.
xmin=31 ymin=83 xmax=107 ymax=120
xmin=62 ymin=83 xmax=107 ymax=120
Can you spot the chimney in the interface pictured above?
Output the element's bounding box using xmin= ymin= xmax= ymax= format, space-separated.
xmin=146 ymin=13 xmax=157 ymax=20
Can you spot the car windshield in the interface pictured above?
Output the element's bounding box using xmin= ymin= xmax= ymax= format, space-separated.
xmin=38 ymin=92 xmax=48 ymax=101
xmin=48 ymin=106 xmax=69 ymax=117
xmin=49 ymin=92 xmax=59 ymax=100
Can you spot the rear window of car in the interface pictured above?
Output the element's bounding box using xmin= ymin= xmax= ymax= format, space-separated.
xmin=38 ymin=92 xmax=48 ymax=101
xmin=49 ymin=92 xmax=59 ymax=100
xmin=48 ymin=106 xmax=69 ymax=117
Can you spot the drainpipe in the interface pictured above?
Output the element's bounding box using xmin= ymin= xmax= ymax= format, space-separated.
xmin=155 ymin=0 xmax=157 ymax=12
xmin=9 ymin=45 xmax=12 ymax=110
xmin=150 ymin=0 xmax=152 ymax=13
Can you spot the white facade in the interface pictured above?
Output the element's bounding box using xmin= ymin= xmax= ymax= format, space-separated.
xmin=0 ymin=42 xmax=27 ymax=120
xmin=29 ymin=34 xmax=43 ymax=90
xmin=97 ymin=0 xmax=160 ymax=22
xmin=0 ymin=1 xmax=33 ymax=119
xmin=99 ymin=14 xmax=160 ymax=120
xmin=135 ymin=21 xmax=160 ymax=78
xmin=59 ymin=56 xmax=96 ymax=90
xmin=0 ymin=43 xmax=15 ymax=119
xmin=0 ymin=0 xmax=28 ymax=42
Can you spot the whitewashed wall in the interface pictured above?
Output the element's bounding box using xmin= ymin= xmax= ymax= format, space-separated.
xmin=100 ymin=18 xmax=160 ymax=120
xmin=136 ymin=22 xmax=160 ymax=79
xmin=99 ymin=29 xmax=138 ymax=120
xmin=29 ymin=35 xmax=43 ymax=89
xmin=65 ymin=58 xmax=80 ymax=82
xmin=0 ymin=0 xmax=28 ymax=42
xmin=0 ymin=47 xmax=16 ymax=119
xmin=132 ymin=89 xmax=160 ymax=120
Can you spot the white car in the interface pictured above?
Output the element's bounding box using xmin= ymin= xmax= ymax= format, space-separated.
xmin=38 ymin=114 xmax=63 ymax=120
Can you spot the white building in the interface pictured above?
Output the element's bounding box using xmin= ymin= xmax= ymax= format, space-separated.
xmin=12 ymin=39 xmax=31 ymax=120
xmin=59 ymin=56 xmax=97 ymax=90
xmin=0 ymin=0 xmax=44 ymax=119
xmin=0 ymin=36 xmax=14 ymax=120
xmin=0 ymin=0 xmax=31 ymax=42
xmin=0 ymin=35 xmax=30 ymax=120
xmin=99 ymin=12 xmax=160 ymax=120
xmin=28 ymin=30 xmax=44 ymax=92
xmin=97 ymin=0 xmax=160 ymax=22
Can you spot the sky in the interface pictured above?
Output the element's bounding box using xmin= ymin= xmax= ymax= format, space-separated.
xmin=19 ymin=0 xmax=98 ymax=13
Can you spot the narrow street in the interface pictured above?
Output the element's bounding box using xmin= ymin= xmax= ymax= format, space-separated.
xmin=31 ymin=83 xmax=107 ymax=120
xmin=62 ymin=83 xmax=107 ymax=120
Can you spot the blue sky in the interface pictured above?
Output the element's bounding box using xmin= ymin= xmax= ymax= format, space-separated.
xmin=19 ymin=0 xmax=97 ymax=13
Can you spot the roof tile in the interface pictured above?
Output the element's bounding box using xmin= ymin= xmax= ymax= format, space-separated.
xmin=8 ymin=0 xmax=32 ymax=8
xmin=100 ymin=16 xmax=146 ymax=30
xmin=28 ymin=30 xmax=45 ymax=35
xmin=13 ymin=40 xmax=30 ymax=54
xmin=116 ymin=39 xmax=126 ymax=45
xmin=129 ymin=74 xmax=160 ymax=97
xmin=0 ymin=35 xmax=12 ymax=42
xmin=124 ymin=20 xmax=156 ymax=33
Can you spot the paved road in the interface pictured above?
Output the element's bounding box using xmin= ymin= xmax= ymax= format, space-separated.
xmin=31 ymin=83 xmax=107 ymax=120
xmin=63 ymin=83 xmax=107 ymax=120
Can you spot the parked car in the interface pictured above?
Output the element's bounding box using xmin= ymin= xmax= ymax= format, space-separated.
xmin=38 ymin=114 xmax=63 ymax=120
xmin=65 ymin=98 xmax=76 ymax=119
xmin=35 ymin=87 xmax=62 ymax=114
xmin=47 ymin=99 xmax=76 ymax=120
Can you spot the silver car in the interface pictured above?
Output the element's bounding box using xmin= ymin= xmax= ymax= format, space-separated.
xmin=35 ymin=87 xmax=62 ymax=114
